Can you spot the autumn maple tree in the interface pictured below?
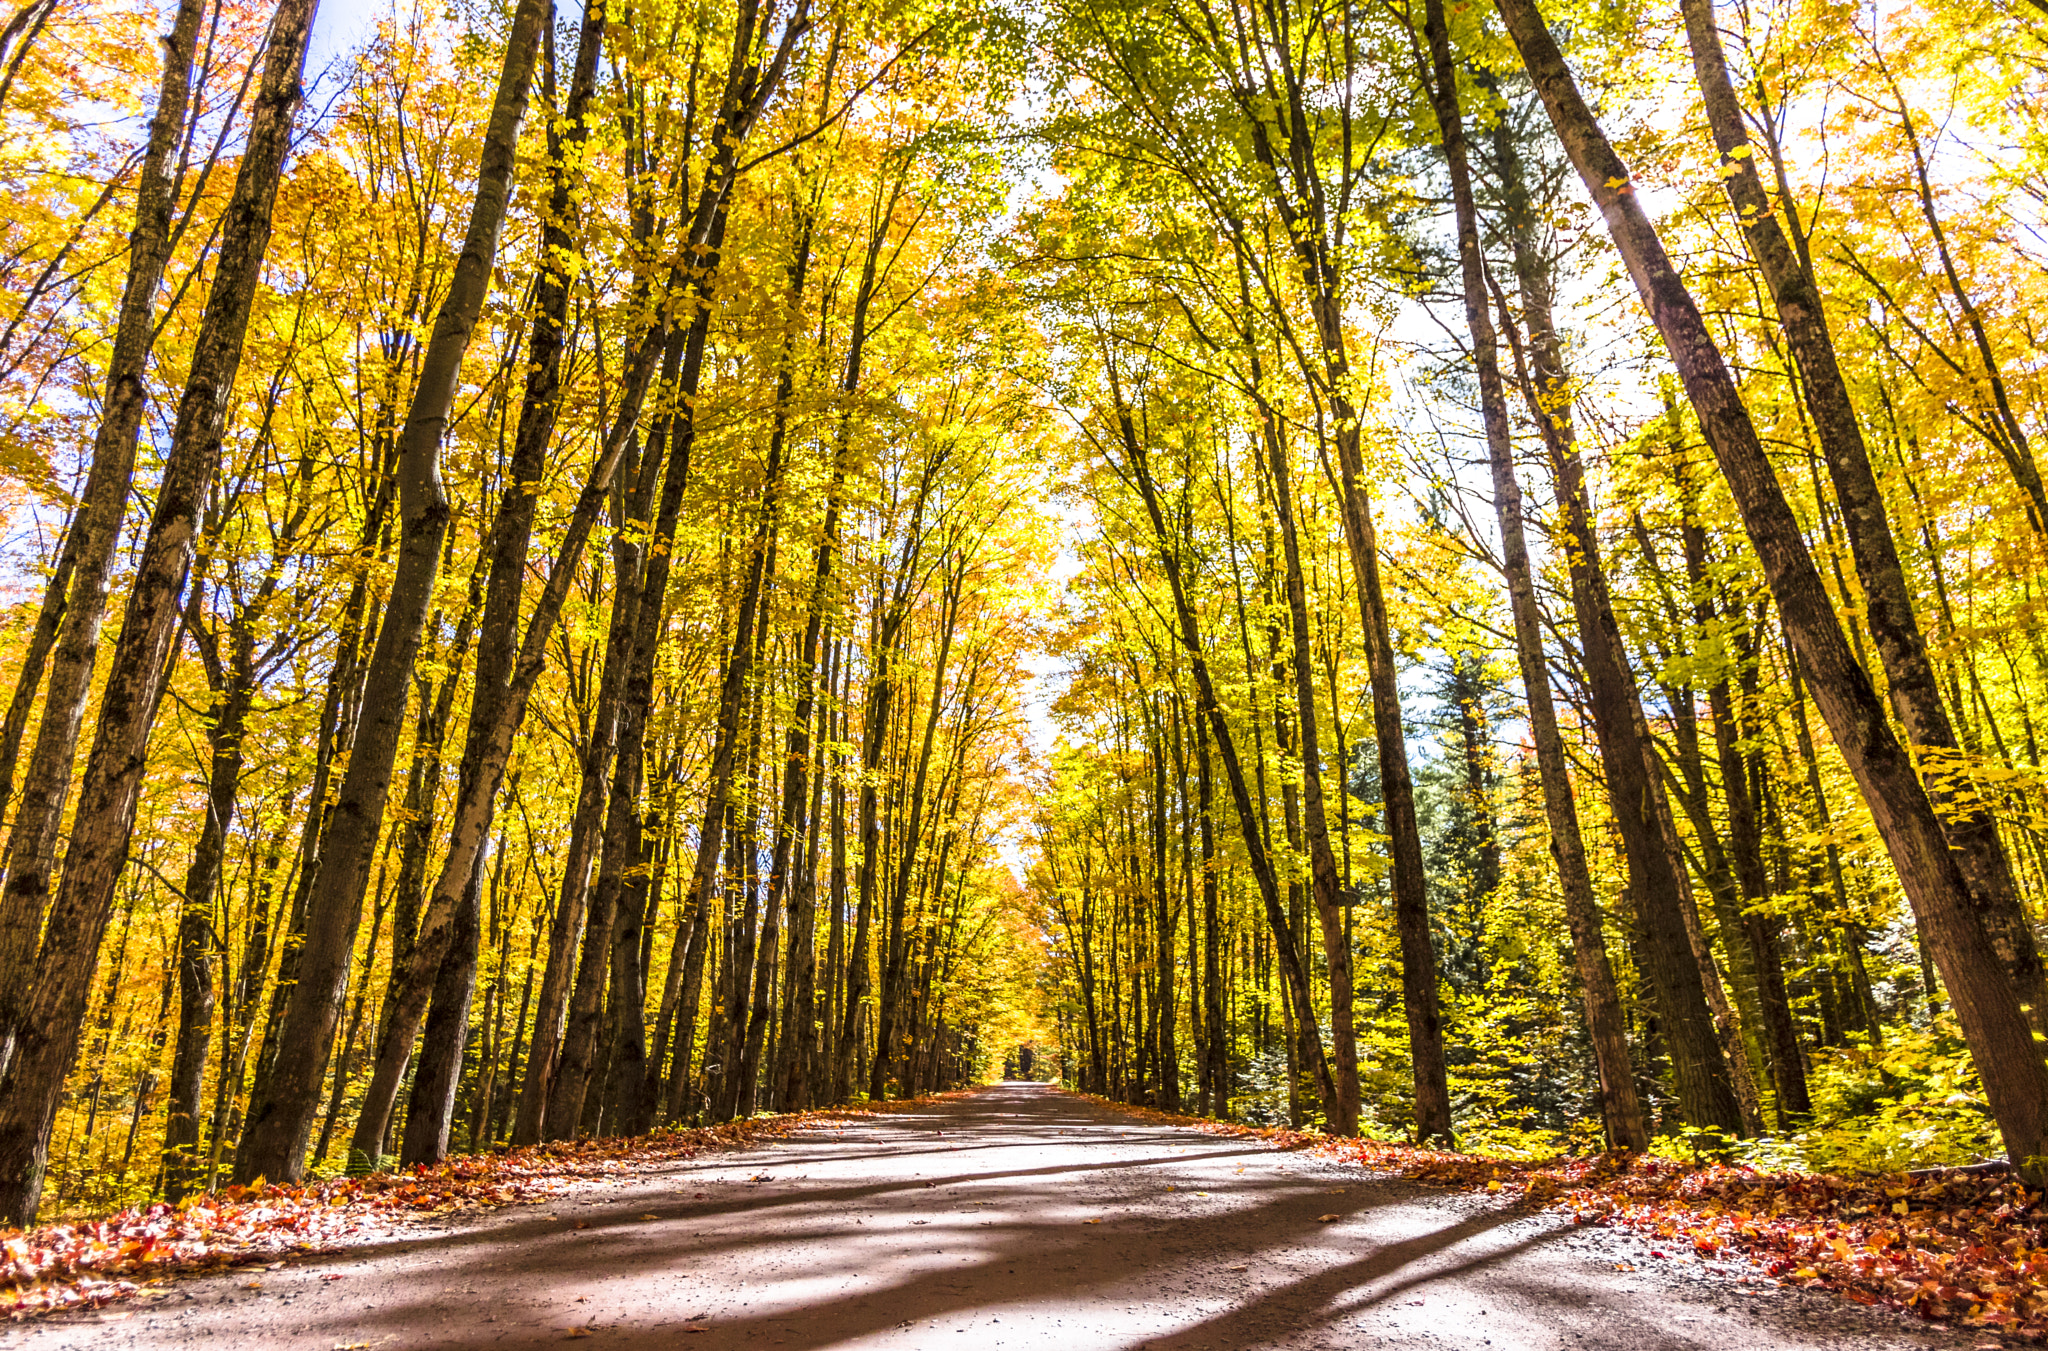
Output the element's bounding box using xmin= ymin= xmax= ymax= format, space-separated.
xmin=0 ymin=0 xmax=2039 ymax=1283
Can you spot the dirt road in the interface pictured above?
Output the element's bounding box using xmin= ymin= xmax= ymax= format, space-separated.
xmin=3 ymin=1084 xmax=1979 ymax=1349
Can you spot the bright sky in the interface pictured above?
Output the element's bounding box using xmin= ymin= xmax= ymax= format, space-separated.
xmin=308 ymin=0 xmax=383 ymax=71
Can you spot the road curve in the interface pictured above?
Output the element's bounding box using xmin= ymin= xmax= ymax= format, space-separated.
xmin=2 ymin=1084 xmax=1976 ymax=1350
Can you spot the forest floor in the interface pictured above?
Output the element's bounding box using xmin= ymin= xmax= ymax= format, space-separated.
xmin=0 ymin=1083 xmax=1992 ymax=1350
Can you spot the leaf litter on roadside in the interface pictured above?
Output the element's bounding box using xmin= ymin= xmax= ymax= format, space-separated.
xmin=1085 ymin=1093 xmax=2048 ymax=1343
xmin=0 ymin=1107 xmax=871 ymax=1319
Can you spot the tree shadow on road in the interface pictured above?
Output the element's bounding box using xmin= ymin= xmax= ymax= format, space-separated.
xmin=263 ymin=1090 xmax=1540 ymax=1350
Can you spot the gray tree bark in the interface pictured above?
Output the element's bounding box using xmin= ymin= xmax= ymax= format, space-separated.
xmin=0 ymin=0 xmax=318 ymax=1223
xmin=234 ymin=0 xmax=548 ymax=1184
xmin=1497 ymin=0 xmax=2048 ymax=1176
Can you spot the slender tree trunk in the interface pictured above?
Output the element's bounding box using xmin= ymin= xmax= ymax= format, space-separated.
xmin=772 ymin=637 xmax=832 ymax=1111
xmin=1197 ymin=714 xmax=1226 ymax=1115
xmin=1255 ymin=398 xmax=1359 ymax=1135
xmin=1345 ymin=482 xmax=1449 ymax=1143
xmin=1497 ymin=0 xmax=2048 ymax=1174
xmin=235 ymin=0 xmax=546 ymax=1185
xmin=161 ymin=675 xmax=253 ymax=1199
xmin=818 ymin=648 xmax=849 ymax=1104
xmin=837 ymin=626 xmax=901 ymax=1102
xmin=1108 ymin=375 xmax=1337 ymax=1122
xmin=512 ymin=696 xmax=608 ymax=1142
xmin=0 ymin=0 xmax=317 ymax=1223
xmin=1423 ymin=0 xmax=1646 ymax=1151
xmin=661 ymin=867 xmax=714 ymax=1120
xmin=708 ymin=212 xmax=816 ymax=1120
xmin=400 ymin=867 xmax=483 ymax=1164
xmin=351 ymin=241 xmax=646 ymax=1162
xmin=1485 ymin=91 xmax=1744 ymax=1138
xmin=1676 ymin=497 xmax=1813 ymax=1121
xmin=871 ymin=577 xmax=961 ymax=1103
xmin=0 ymin=0 xmax=206 ymax=1072
xmin=1676 ymin=0 xmax=2048 ymax=1035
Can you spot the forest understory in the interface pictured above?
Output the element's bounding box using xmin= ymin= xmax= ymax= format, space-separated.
xmin=0 ymin=0 xmax=2046 ymax=1340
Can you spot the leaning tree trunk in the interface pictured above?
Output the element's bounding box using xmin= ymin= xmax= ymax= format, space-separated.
xmin=0 ymin=0 xmax=206 ymax=1075
xmin=544 ymin=333 xmax=684 ymax=1140
xmin=1422 ymin=0 xmax=1646 ymax=1152
xmin=0 ymin=0 xmax=318 ymax=1224
xmin=235 ymin=0 xmax=548 ymax=1186
xmin=1484 ymin=87 xmax=1744 ymax=1138
xmin=1110 ymin=379 xmax=1337 ymax=1124
xmin=1675 ymin=0 xmax=2048 ymax=1035
xmin=1496 ymin=0 xmax=2048 ymax=1176
xmin=352 ymin=229 xmax=657 ymax=1166
xmin=550 ymin=3 xmax=811 ymax=1128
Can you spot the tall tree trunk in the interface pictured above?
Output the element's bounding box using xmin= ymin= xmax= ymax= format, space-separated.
xmin=1497 ymin=0 xmax=2048 ymax=1175
xmin=704 ymin=210 xmax=815 ymax=1121
xmin=660 ymin=856 xmax=714 ymax=1120
xmin=1675 ymin=0 xmax=2048 ymax=1035
xmin=0 ymin=0 xmax=206 ymax=1072
xmin=871 ymin=575 xmax=961 ymax=1103
xmin=0 ymin=0 xmax=318 ymax=1223
xmin=512 ymin=687 xmax=610 ymax=1143
xmin=235 ymin=0 xmax=547 ymax=1186
xmin=400 ymin=867 xmax=483 ymax=1164
xmin=770 ymin=160 xmax=890 ymax=1109
xmin=1255 ymin=395 xmax=1359 ymax=1135
xmin=1676 ymin=490 xmax=1813 ymax=1121
xmin=818 ymin=645 xmax=850 ymax=1104
xmin=1484 ymin=86 xmax=1744 ymax=1138
xmin=1108 ymin=372 xmax=1337 ymax=1123
xmin=1197 ymin=713 xmax=1226 ymax=1116
xmin=771 ymin=637 xmax=832 ymax=1111
xmin=351 ymin=217 xmax=650 ymax=1162
xmin=161 ymin=675 xmax=253 ymax=1200
xmin=1422 ymin=0 xmax=1646 ymax=1152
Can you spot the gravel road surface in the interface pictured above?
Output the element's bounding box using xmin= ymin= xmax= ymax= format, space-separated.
xmin=1 ymin=1083 xmax=1983 ymax=1349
